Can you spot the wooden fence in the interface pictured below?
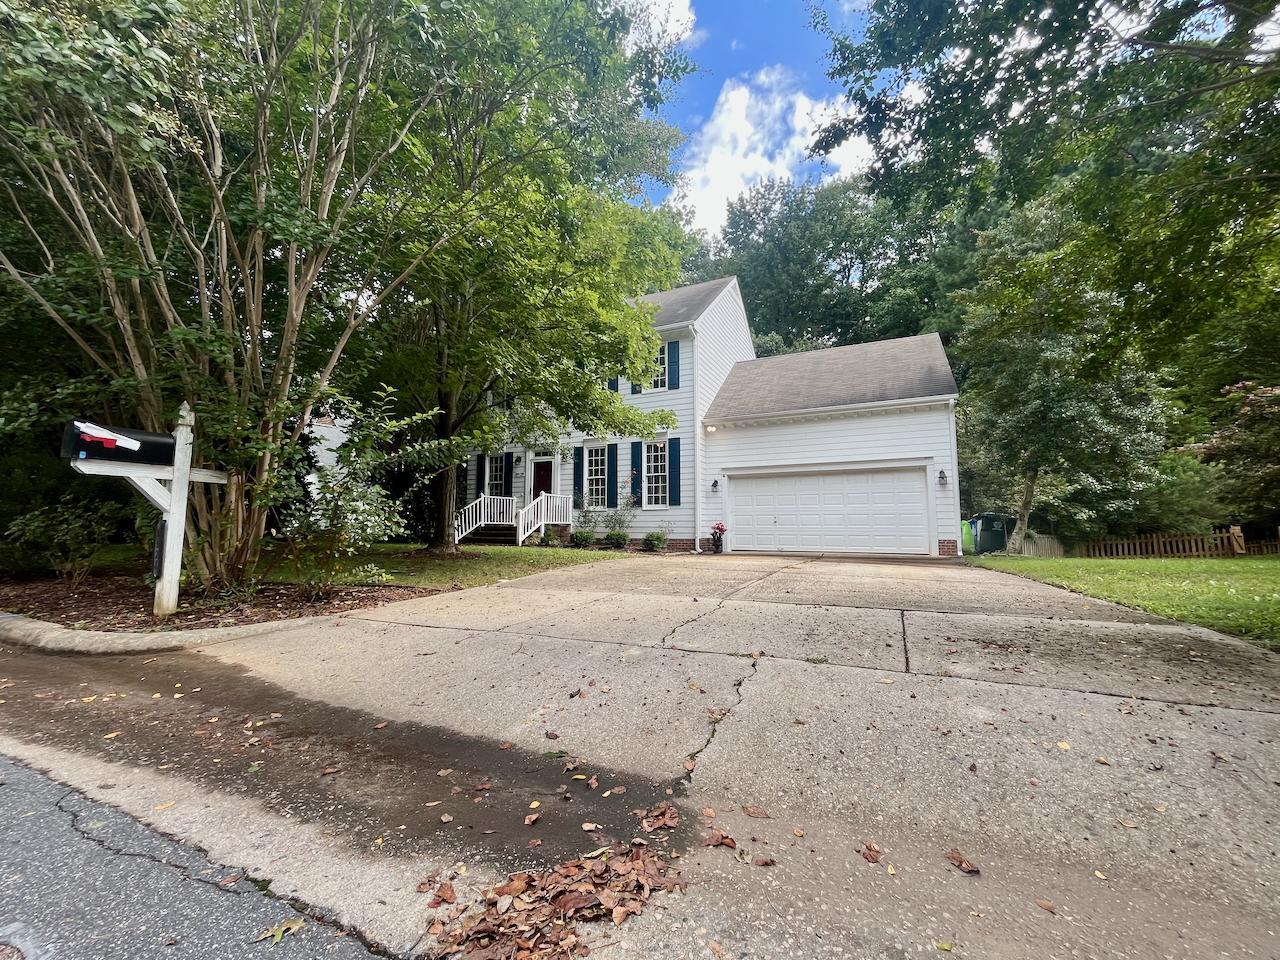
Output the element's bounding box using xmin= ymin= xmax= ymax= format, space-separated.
xmin=1074 ymin=527 xmax=1252 ymax=559
xmin=1020 ymin=533 xmax=1066 ymax=558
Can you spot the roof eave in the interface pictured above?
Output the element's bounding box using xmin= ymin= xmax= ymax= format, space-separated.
xmin=703 ymin=393 xmax=959 ymax=428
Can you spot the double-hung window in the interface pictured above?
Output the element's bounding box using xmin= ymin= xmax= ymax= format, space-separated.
xmin=651 ymin=343 xmax=667 ymax=390
xmin=585 ymin=446 xmax=607 ymax=508
xmin=644 ymin=440 xmax=668 ymax=507
xmin=486 ymin=454 xmax=506 ymax=497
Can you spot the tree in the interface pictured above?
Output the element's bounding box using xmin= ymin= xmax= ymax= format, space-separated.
xmin=956 ymin=200 xmax=1169 ymax=547
xmin=349 ymin=191 xmax=686 ymax=549
xmin=1202 ymin=383 xmax=1280 ymax=523
xmin=0 ymin=0 xmax=685 ymax=584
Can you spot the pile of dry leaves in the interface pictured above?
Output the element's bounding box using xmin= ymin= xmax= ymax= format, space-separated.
xmin=430 ymin=842 xmax=684 ymax=959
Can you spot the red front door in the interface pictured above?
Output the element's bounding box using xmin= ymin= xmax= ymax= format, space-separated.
xmin=532 ymin=459 xmax=554 ymax=498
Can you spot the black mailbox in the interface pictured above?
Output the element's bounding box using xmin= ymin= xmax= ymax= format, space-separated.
xmin=62 ymin=420 xmax=175 ymax=467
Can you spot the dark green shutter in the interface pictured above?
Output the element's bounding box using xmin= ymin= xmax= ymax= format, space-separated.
xmin=608 ymin=376 xmax=618 ymax=392
xmin=667 ymin=340 xmax=680 ymax=390
xmin=502 ymin=452 xmax=514 ymax=498
xmin=606 ymin=444 xmax=618 ymax=508
xmin=630 ymin=441 xmax=643 ymax=506
xmin=476 ymin=454 xmax=486 ymax=497
xmin=573 ymin=446 xmax=584 ymax=504
xmin=631 ymin=380 xmax=641 ymax=395
xmin=668 ymin=437 xmax=681 ymax=505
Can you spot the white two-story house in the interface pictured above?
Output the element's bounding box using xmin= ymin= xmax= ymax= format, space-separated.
xmin=457 ymin=276 xmax=963 ymax=557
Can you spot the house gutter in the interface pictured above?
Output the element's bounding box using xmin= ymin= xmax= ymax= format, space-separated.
xmin=702 ymin=393 xmax=960 ymax=428
xmin=691 ymin=325 xmax=702 ymax=553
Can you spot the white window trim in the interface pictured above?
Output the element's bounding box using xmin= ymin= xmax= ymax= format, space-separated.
xmin=584 ymin=444 xmax=608 ymax=509
xmin=650 ymin=343 xmax=667 ymax=391
xmin=643 ymin=439 xmax=669 ymax=510
xmin=486 ymin=454 xmax=506 ymax=498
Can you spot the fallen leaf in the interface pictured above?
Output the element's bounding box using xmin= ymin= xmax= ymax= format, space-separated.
xmin=425 ymin=800 xmax=443 ymax=807
xmin=792 ymin=827 xmax=805 ymax=838
xmin=886 ymin=862 xmax=896 ymax=876
xmin=862 ymin=840 xmax=883 ymax=864
xmin=373 ymin=721 xmax=388 ymax=730
xmin=701 ymin=807 xmax=717 ymax=819
xmin=936 ymin=941 xmax=953 ymax=952
xmin=1057 ymin=741 xmax=1071 ymax=751
xmin=1035 ymin=897 xmax=1056 ymax=914
xmin=683 ymin=758 xmax=696 ymax=772
xmin=708 ymin=941 xmax=734 ymax=960
xmin=1096 ymin=756 xmax=1111 ymax=766
xmin=498 ymin=741 xmax=514 ymax=750
xmin=742 ymin=804 xmax=771 ymax=819
xmin=440 ymin=813 xmax=454 ymax=824
xmin=253 ymin=917 xmax=304 ymax=944
xmin=581 ymin=822 xmax=601 ymax=832
xmin=153 ymin=801 xmax=175 ymax=812
xmin=1116 ymin=818 xmax=1138 ymax=829
xmin=529 ymin=800 xmax=541 ymax=809
xmin=944 ymin=849 xmax=980 ymax=874
xmin=1094 ymin=870 xmax=1107 ymax=880
xmin=703 ymin=827 xmax=737 ymax=849
xmin=635 ymin=800 xmax=679 ymax=832
xmin=321 ymin=766 xmax=340 ymax=776
xmin=103 ymin=731 xmax=121 ymax=740
xmin=753 ymin=856 xmax=776 ymax=867
xmin=437 ymin=768 xmax=453 ymax=777
xmin=524 ymin=813 xmax=540 ymax=826
xmin=545 ymin=731 xmax=560 ymax=740
xmin=434 ymin=882 xmax=457 ymax=905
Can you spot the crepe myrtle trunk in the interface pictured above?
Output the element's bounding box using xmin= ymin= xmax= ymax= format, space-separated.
xmin=1008 ymin=468 xmax=1037 ymax=554
xmin=428 ymin=398 xmax=462 ymax=553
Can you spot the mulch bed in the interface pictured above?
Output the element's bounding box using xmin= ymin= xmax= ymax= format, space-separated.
xmin=0 ymin=574 xmax=437 ymax=633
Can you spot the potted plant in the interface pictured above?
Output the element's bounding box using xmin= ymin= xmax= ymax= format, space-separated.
xmin=710 ymin=521 xmax=726 ymax=554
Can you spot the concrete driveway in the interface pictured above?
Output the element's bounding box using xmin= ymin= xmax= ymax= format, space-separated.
xmin=1 ymin=554 xmax=1276 ymax=959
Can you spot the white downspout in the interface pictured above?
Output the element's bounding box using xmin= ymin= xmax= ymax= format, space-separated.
xmin=691 ymin=327 xmax=703 ymax=553
xmin=948 ymin=398 xmax=963 ymax=556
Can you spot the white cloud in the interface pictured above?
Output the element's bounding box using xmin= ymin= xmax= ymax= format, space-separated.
xmin=672 ymin=68 xmax=872 ymax=235
xmin=623 ymin=0 xmax=697 ymax=48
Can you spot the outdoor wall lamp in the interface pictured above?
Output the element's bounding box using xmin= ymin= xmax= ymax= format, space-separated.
xmin=711 ymin=479 xmax=719 ymax=491
xmin=938 ymin=469 xmax=948 ymax=485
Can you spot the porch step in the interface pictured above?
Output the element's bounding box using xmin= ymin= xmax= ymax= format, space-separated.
xmin=461 ymin=524 xmax=517 ymax=545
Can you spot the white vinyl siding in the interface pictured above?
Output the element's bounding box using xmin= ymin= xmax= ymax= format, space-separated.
xmin=585 ymin=445 xmax=607 ymax=508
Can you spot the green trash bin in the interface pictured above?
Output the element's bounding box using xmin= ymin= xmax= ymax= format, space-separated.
xmin=972 ymin=513 xmax=1017 ymax=554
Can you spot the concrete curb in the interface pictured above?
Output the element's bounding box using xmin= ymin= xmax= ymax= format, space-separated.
xmin=0 ymin=612 xmax=331 ymax=655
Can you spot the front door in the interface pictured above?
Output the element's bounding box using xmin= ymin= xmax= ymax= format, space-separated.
xmin=532 ymin=459 xmax=554 ymax=498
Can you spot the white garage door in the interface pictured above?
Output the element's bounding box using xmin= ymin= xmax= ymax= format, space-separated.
xmin=730 ymin=468 xmax=930 ymax=555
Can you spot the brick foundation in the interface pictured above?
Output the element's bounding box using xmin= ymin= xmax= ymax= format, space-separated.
xmin=628 ymin=537 xmax=695 ymax=552
xmin=938 ymin=539 xmax=958 ymax=556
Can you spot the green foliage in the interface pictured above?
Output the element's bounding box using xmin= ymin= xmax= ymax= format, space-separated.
xmin=1202 ymin=383 xmax=1280 ymax=522
xmin=6 ymin=494 xmax=135 ymax=585
xmin=601 ymin=529 xmax=629 ymax=550
xmin=642 ymin=529 xmax=668 ymax=552
xmin=569 ymin=529 xmax=596 ymax=549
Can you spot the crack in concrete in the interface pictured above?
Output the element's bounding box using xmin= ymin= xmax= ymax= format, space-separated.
xmin=49 ymin=784 xmax=396 ymax=958
xmin=721 ymin=557 xmax=814 ymax=600
xmin=679 ymin=655 xmax=762 ymax=790
xmin=657 ymin=598 xmax=727 ymax=647
xmin=900 ymin=610 xmax=911 ymax=673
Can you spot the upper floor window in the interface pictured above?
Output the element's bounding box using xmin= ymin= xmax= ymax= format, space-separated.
xmin=651 ymin=343 xmax=667 ymax=390
xmin=585 ymin=446 xmax=607 ymax=508
xmin=486 ymin=454 xmax=506 ymax=498
xmin=644 ymin=440 xmax=668 ymax=507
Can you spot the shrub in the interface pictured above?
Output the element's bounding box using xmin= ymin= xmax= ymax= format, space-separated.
xmin=569 ymin=529 xmax=595 ymax=548
xmin=602 ymin=529 xmax=629 ymax=549
xmin=642 ymin=529 xmax=668 ymax=552
xmin=6 ymin=495 xmax=135 ymax=586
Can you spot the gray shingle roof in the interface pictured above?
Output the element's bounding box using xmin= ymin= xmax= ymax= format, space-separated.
xmin=704 ymin=333 xmax=958 ymax=422
xmin=638 ymin=277 xmax=736 ymax=329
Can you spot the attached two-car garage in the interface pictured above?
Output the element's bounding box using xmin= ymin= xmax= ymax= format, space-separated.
xmin=728 ymin=467 xmax=932 ymax=555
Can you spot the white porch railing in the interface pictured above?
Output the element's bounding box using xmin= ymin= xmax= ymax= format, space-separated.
xmin=516 ymin=493 xmax=573 ymax=543
xmin=454 ymin=494 xmax=516 ymax=543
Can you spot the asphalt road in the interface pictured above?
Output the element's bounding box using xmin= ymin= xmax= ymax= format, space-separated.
xmin=0 ymin=756 xmax=378 ymax=960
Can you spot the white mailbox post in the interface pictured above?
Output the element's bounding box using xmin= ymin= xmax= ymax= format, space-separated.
xmin=65 ymin=403 xmax=227 ymax=616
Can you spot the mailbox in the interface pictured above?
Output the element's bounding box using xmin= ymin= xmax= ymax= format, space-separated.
xmin=61 ymin=420 xmax=176 ymax=467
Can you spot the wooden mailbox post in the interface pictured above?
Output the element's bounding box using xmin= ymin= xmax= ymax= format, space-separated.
xmin=63 ymin=403 xmax=227 ymax=616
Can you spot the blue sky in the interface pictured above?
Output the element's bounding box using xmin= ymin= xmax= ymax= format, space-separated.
xmin=637 ymin=0 xmax=871 ymax=236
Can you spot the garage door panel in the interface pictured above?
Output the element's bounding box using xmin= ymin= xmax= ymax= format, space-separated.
xmin=730 ymin=468 xmax=930 ymax=555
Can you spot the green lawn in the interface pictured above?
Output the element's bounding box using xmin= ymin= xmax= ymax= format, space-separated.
xmin=971 ymin=555 xmax=1280 ymax=651
xmin=266 ymin=542 xmax=607 ymax=591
